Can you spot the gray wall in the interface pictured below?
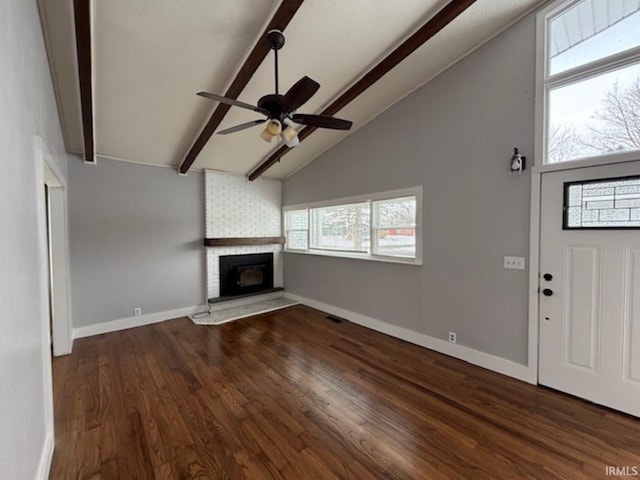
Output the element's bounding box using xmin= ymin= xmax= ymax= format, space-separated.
xmin=0 ymin=1 xmax=71 ymax=478
xmin=68 ymin=158 xmax=205 ymax=327
xmin=283 ymin=14 xmax=535 ymax=365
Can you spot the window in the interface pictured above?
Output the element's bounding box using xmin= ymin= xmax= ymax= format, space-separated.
xmin=310 ymin=203 xmax=370 ymax=253
xmin=540 ymin=0 xmax=640 ymax=165
xmin=284 ymin=209 xmax=308 ymax=250
xmin=372 ymin=196 xmax=416 ymax=258
xmin=564 ymin=175 xmax=640 ymax=229
xmin=283 ymin=187 xmax=421 ymax=264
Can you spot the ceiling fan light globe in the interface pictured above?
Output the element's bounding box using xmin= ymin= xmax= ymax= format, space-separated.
xmin=260 ymin=128 xmax=274 ymax=143
xmin=266 ymin=119 xmax=282 ymax=136
xmin=285 ymin=135 xmax=300 ymax=148
xmin=281 ymin=125 xmax=297 ymax=143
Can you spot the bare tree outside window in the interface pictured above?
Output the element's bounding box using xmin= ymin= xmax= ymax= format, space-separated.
xmin=548 ymin=124 xmax=585 ymax=163
xmin=582 ymin=77 xmax=640 ymax=153
xmin=548 ymin=76 xmax=640 ymax=163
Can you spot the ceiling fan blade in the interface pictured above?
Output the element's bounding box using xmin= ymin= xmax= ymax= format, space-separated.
xmin=291 ymin=114 xmax=353 ymax=130
xmin=280 ymin=76 xmax=320 ymax=113
xmin=197 ymin=92 xmax=268 ymax=115
xmin=217 ymin=119 xmax=267 ymax=135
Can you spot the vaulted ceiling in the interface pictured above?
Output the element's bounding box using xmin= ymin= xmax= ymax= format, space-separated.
xmin=39 ymin=0 xmax=544 ymax=179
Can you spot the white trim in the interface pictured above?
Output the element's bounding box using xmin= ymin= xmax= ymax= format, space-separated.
xmin=35 ymin=431 xmax=54 ymax=480
xmin=283 ymin=186 xmax=422 ymax=211
xmin=527 ymin=170 xmax=542 ymax=383
xmin=68 ymin=152 xmax=208 ymax=173
xmin=534 ymin=0 xmax=547 ymax=171
xmin=47 ymin=188 xmax=73 ymax=356
xmin=546 ymin=47 xmax=640 ymax=88
xmin=72 ymin=305 xmax=204 ymax=339
xmin=530 ymin=5 xmax=546 ymax=381
xmin=33 ymin=136 xmax=55 ymax=480
xmin=87 ymin=0 xmax=97 ymax=164
xmin=37 ymin=137 xmax=74 ymax=357
xmin=284 ymin=249 xmax=422 ymax=266
xmin=533 ymin=150 xmax=640 ymax=174
xmin=96 ymin=153 xmax=206 ymax=172
xmin=285 ymin=293 xmax=536 ymax=384
xmin=39 ymin=140 xmax=65 ymax=187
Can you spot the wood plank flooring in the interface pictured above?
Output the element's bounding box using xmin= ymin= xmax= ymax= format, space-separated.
xmin=49 ymin=305 xmax=640 ymax=479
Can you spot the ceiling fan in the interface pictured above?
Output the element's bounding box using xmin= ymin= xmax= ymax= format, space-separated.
xmin=197 ymin=29 xmax=353 ymax=148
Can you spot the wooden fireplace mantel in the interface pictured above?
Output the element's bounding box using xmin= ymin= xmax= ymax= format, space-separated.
xmin=204 ymin=237 xmax=285 ymax=247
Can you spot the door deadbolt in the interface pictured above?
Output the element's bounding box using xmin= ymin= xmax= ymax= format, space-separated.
xmin=543 ymin=273 xmax=553 ymax=281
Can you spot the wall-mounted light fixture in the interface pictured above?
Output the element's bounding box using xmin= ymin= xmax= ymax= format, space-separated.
xmin=510 ymin=147 xmax=526 ymax=175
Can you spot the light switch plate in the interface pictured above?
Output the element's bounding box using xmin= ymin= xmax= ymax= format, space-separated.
xmin=504 ymin=256 xmax=526 ymax=270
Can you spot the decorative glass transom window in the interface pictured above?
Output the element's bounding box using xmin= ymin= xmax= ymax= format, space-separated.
xmin=283 ymin=187 xmax=422 ymax=264
xmin=564 ymin=175 xmax=640 ymax=229
xmin=540 ymin=0 xmax=640 ymax=165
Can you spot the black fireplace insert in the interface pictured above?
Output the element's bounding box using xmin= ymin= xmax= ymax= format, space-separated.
xmin=219 ymin=252 xmax=274 ymax=297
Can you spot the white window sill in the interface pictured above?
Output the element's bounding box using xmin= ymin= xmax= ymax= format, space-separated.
xmin=283 ymin=248 xmax=422 ymax=266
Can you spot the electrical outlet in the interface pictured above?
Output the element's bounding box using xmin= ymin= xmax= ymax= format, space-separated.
xmin=504 ymin=256 xmax=526 ymax=270
xmin=448 ymin=331 xmax=457 ymax=344
xmin=134 ymin=307 xmax=142 ymax=317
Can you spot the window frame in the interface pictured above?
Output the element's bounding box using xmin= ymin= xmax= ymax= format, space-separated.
xmin=562 ymin=174 xmax=640 ymax=230
xmin=535 ymin=0 xmax=640 ymax=171
xmin=371 ymin=196 xmax=417 ymax=259
xmin=284 ymin=208 xmax=309 ymax=251
xmin=283 ymin=187 xmax=422 ymax=266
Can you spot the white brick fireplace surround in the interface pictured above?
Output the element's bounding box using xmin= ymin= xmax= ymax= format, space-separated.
xmin=205 ymin=170 xmax=283 ymax=300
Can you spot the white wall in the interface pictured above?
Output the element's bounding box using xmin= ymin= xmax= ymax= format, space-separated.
xmin=283 ymin=13 xmax=536 ymax=366
xmin=68 ymin=157 xmax=205 ymax=329
xmin=0 ymin=1 xmax=71 ymax=478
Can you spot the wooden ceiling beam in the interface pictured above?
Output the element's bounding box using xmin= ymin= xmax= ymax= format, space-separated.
xmin=73 ymin=0 xmax=95 ymax=163
xmin=247 ymin=0 xmax=478 ymax=181
xmin=178 ymin=0 xmax=305 ymax=175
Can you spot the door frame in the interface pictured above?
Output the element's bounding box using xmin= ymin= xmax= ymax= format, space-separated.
xmin=37 ymin=136 xmax=73 ymax=356
xmin=529 ymin=1 xmax=640 ymax=384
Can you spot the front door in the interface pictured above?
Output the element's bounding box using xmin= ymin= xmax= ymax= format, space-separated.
xmin=539 ymin=161 xmax=640 ymax=417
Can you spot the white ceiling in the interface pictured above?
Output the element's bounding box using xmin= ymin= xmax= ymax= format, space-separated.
xmin=39 ymin=0 xmax=544 ymax=179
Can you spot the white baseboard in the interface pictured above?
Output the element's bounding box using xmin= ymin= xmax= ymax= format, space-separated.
xmin=285 ymin=293 xmax=536 ymax=384
xmin=35 ymin=430 xmax=54 ymax=480
xmin=72 ymin=305 xmax=204 ymax=339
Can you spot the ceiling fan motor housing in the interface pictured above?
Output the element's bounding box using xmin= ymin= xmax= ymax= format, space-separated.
xmin=258 ymin=94 xmax=286 ymax=121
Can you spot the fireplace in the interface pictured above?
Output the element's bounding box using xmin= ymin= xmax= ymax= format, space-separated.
xmin=219 ymin=253 xmax=274 ymax=298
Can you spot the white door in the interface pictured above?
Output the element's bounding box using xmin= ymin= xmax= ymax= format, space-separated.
xmin=539 ymin=161 xmax=640 ymax=417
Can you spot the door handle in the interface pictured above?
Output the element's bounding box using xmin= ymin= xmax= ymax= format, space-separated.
xmin=542 ymin=288 xmax=553 ymax=296
xmin=543 ymin=273 xmax=553 ymax=281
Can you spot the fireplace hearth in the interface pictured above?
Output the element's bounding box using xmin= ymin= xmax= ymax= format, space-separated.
xmin=219 ymin=253 xmax=274 ymax=298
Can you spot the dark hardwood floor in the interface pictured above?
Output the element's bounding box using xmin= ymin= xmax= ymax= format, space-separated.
xmin=50 ymin=305 xmax=640 ymax=479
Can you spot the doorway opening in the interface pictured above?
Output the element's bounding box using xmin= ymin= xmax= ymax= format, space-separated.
xmin=41 ymin=149 xmax=72 ymax=356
